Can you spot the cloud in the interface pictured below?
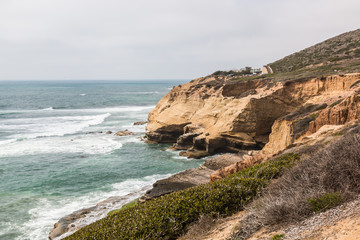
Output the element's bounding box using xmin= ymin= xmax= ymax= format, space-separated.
xmin=0 ymin=0 xmax=359 ymax=80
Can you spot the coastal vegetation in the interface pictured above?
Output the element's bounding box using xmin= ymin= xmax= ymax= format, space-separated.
xmin=232 ymin=127 xmax=360 ymax=239
xmin=66 ymin=153 xmax=299 ymax=239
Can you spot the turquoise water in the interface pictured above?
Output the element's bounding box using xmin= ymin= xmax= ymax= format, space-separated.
xmin=0 ymin=80 xmax=203 ymax=240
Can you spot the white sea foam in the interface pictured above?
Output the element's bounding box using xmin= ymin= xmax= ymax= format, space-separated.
xmin=0 ymin=134 xmax=123 ymax=157
xmin=0 ymin=113 xmax=111 ymax=139
xmin=0 ymin=105 xmax=155 ymax=115
xmin=0 ymin=139 xmax=17 ymax=146
xmin=40 ymin=107 xmax=54 ymax=111
xmin=17 ymin=173 xmax=171 ymax=240
xmin=80 ymin=93 xmax=86 ymax=96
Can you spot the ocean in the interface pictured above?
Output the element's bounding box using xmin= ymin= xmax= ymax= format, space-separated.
xmin=0 ymin=80 xmax=203 ymax=240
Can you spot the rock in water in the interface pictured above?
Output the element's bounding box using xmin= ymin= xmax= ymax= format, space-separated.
xmin=114 ymin=130 xmax=134 ymax=136
xmin=133 ymin=121 xmax=148 ymax=125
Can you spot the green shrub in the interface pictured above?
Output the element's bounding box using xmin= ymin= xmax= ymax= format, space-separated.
xmin=66 ymin=153 xmax=299 ymax=240
xmin=308 ymin=192 xmax=342 ymax=213
xmin=272 ymin=234 xmax=285 ymax=240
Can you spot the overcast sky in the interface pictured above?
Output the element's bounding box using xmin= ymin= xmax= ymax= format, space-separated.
xmin=0 ymin=0 xmax=359 ymax=80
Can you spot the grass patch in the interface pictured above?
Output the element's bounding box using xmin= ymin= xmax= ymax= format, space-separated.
xmin=272 ymin=234 xmax=285 ymax=240
xmin=66 ymin=153 xmax=299 ymax=240
xmin=308 ymin=192 xmax=342 ymax=213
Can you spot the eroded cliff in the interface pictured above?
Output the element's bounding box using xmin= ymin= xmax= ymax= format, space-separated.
xmin=146 ymin=73 xmax=360 ymax=158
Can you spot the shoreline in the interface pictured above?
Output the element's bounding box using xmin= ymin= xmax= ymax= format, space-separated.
xmin=49 ymin=153 xmax=245 ymax=239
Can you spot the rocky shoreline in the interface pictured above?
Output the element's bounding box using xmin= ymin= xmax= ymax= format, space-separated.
xmin=49 ymin=186 xmax=151 ymax=240
xmin=49 ymin=151 xmax=247 ymax=239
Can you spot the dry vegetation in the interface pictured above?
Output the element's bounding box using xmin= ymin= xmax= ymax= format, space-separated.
xmin=269 ymin=29 xmax=360 ymax=73
xmin=230 ymin=29 xmax=360 ymax=83
xmin=232 ymin=126 xmax=360 ymax=240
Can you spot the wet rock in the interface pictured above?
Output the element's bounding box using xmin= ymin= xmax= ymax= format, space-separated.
xmin=114 ymin=130 xmax=134 ymax=136
xmin=134 ymin=121 xmax=148 ymax=125
xmin=106 ymin=131 xmax=112 ymax=134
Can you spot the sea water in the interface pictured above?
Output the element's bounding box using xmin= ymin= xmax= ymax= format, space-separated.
xmin=0 ymin=80 xmax=203 ymax=240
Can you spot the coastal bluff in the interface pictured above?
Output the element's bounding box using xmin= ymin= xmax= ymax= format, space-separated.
xmin=146 ymin=73 xmax=360 ymax=158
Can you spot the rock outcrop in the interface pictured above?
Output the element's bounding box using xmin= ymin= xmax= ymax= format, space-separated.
xmin=139 ymin=153 xmax=243 ymax=201
xmin=146 ymin=73 xmax=360 ymax=158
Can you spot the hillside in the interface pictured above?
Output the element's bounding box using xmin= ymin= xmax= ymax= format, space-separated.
xmin=269 ymin=29 xmax=360 ymax=73
xmin=64 ymin=29 xmax=360 ymax=240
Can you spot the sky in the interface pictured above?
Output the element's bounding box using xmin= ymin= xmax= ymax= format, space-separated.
xmin=0 ymin=0 xmax=359 ymax=80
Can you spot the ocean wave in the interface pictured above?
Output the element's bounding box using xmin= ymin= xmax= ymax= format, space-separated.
xmin=40 ymin=107 xmax=54 ymax=111
xmin=17 ymin=173 xmax=171 ymax=240
xmin=0 ymin=135 xmax=123 ymax=157
xmin=0 ymin=105 xmax=155 ymax=115
xmin=75 ymin=106 xmax=155 ymax=113
xmin=0 ymin=113 xmax=111 ymax=139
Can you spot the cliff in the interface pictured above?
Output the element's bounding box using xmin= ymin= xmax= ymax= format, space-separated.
xmin=146 ymin=73 xmax=360 ymax=158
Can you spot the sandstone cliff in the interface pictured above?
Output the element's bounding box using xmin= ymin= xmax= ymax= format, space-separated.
xmin=146 ymin=73 xmax=360 ymax=159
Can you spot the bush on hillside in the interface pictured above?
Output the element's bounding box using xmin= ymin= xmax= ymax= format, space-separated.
xmin=308 ymin=192 xmax=342 ymax=213
xmin=232 ymin=126 xmax=360 ymax=240
xmin=66 ymin=153 xmax=299 ymax=240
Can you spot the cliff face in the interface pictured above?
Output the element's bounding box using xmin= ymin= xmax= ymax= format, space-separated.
xmin=146 ymin=73 xmax=360 ymax=157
